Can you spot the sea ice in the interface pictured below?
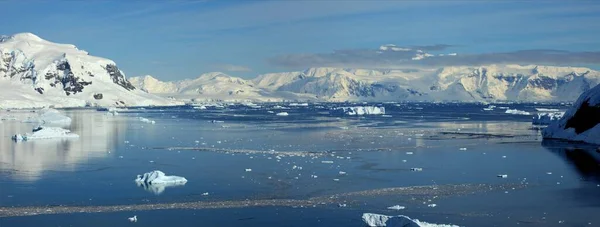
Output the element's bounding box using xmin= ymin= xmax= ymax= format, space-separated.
xmin=362 ymin=213 xmax=459 ymax=227
xmin=387 ymin=205 xmax=406 ymax=210
xmin=135 ymin=170 xmax=187 ymax=185
xmin=333 ymin=106 xmax=385 ymax=116
xmin=505 ymin=109 xmax=531 ymax=115
xmin=139 ymin=117 xmax=155 ymax=124
xmin=532 ymin=112 xmax=564 ymax=125
xmin=12 ymin=126 xmax=79 ymax=141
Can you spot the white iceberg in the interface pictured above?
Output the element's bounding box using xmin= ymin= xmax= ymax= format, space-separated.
xmin=135 ymin=170 xmax=187 ymax=185
xmin=362 ymin=213 xmax=459 ymax=227
xmin=387 ymin=205 xmax=406 ymax=210
xmin=536 ymin=108 xmax=560 ymax=112
xmin=22 ymin=108 xmax=72 ymax=126
xmin=505 ymin=109 xmax=531 ymax=115
xmin=333 ymin=106 xmax=385 ymax=115
xmin=12 ymin=126 xmax=79 ymax=141
xmin=135 ymin=170 xmax=187 ymax=195
xmin=139 ymin=117 xmax=156 ymax=124
xmin=276 ymin=112 xmax=289 ymax=116
xmin=532 ymin=112 xmax=564 ymax=125
xmin=543 ymin=84 xmax=600 ymax=145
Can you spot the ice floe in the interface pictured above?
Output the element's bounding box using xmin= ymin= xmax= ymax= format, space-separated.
xmin=139 ymin=117 xmax=156 ymax=124
xmin=505 ymin=109 xmax=531 ymax=115
xmin=333 ymin=106 xmax=385 ymax=115
xmin=362 ymin=213 xmax=458 ymax=227
xmin=532 ymin=112 xmax=564 ymax=125
xmin=387 ymin=205 xmax=406 ymax=210
xmin=12 ymin=126 xmax=79 ymax=141
xmin=135 ymin=170 xmax=187 ymax=185
xmin=276 ymin=112 xmax=289 ymax=116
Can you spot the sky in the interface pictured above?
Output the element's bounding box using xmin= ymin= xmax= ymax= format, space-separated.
xmin=2 ymin=0 xmax=600 ymax=80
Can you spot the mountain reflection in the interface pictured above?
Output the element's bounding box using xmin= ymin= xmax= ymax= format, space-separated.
xmin=0 ymin=111 xmax=125 ymax=181
xmin=542 ymin=140 xmax=600 ymax=182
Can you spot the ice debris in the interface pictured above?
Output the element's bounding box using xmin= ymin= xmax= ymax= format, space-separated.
xmin=139 ymin=117 xmax=155 ymax=124
xmin=532 ymin=112 xmax=564 ymax=125
xmin=276 ymin=112 xmax=289 ymax=116
xmin=333 ymin=106 xmax=385 ymax=116
xmin=387 ymin=205 xmax=406 ymax=210
xmin=362 ymin=213 xmax=459 ymax=227
xmin=12 ymin=126 xmax=79 ymax=141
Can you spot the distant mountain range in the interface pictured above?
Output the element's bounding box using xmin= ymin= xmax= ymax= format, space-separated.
xmin=131 ymin=65 xmax=600 ymax=103
xmin=1 ymin=32 xmax=598 ymax=108
xmin=0 ymin=33 xmax=179 ymax=108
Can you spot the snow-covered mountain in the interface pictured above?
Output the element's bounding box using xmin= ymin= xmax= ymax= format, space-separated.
xmin=130 ymin=73 xmax=314 ymax=102
xmin=0 ymin=33 xmax=180 ymax=108
xmin=133 ymin=65 xmax=600 ymax=102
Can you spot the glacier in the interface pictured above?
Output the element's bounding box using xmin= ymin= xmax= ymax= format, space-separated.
xmin=543 ymin=84 xmax=600 ymax=145
xmin=362 ymin=213 xmax=459 ymax=227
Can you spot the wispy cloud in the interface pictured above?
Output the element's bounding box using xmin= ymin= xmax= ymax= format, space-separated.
xmin=217 ymin=64 xmax=252 ymax=72
xmin=269 ymin=45 xmax=600 ymax=69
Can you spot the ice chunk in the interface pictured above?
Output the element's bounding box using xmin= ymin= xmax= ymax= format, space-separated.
xmin=321 ymin=160 xmax=334 ymax=164
xmin=387 ymin=205 xmax=406 ymax=210
xmin=543 ymin=84 xmax=600 ymax=145
xmin=276 ymin=112 xmax=289 ymax=116
xmin=135 ymin=170 xmax=187 ymax=185
xmin=362 ymin=213 xmax=458 ymax=227
xmin=536 ymin=108 xmax=560 ymax=112
xmin=427 ymin=204 xmax=437 ymax=208
xmin=410 ymin=168 xmax=423 ymax=171
xmin=12 ymin=126 xmax=79 ymax=141
xmin=497 ymin=174 xmax=508 ymax=178
xmin=532 ymin=112 xmax=564 ymax=125
xmin=289 ymin=103 xmax=309 ymax=107
xmin=505 ymin=109 xmax=531 ymax=115
xmin=459 ymin=148 xmax=467 ymax=151
xmin=139 ymin=117 xmax=155 ymax=124
xmin=333 ymin=106 xmax=385 ymax=116
xmin=245 ymin=168 xmax=252 ymax=172
xmin=128 ymin=215 xmax=137 ymax=222
xmin=22 ymin=108 xmax=71 ymax=126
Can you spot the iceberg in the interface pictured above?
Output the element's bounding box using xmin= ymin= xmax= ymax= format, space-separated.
xmin=532 ymin=112 xmax=564 ymax=125
xmin=22 ymin=108 xmax=72 ymax=126
xmin=276 ymin=112 xmax=289 ymax=116
xmin=12 ymin=126 xmax=79 ymax=141
xmin=504 ymin=109 xmax=531 ymax=115
xmin=135 ymin=170 xmax=187 ymax=195
xmin=139 ymin=117 xmax=156 ymax=124
xmin=543 ymin=84 xmax=600 ymax=145
xmin=333 ymin=106 xmax=385 ymax=115
xmin=362 ymin=213 xmax=459 ymax=227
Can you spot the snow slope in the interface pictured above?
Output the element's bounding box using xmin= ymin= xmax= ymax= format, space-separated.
xmin=133 ymin=65 xmax=600 ymax=102
xmin=0 ymin=33 xmax=181 ymax=108
xmin=543 ymin=84 xmax=600 ymax=145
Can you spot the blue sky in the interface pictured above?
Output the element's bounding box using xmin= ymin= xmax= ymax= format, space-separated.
xmin=2 ymin=1 xmax=599 ymax=80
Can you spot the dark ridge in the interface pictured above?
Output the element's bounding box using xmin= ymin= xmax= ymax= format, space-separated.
xmin=565 ymin=99 xmax=600 ymax=134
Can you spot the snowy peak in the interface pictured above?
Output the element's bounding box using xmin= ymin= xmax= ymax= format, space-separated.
xmin=0 ymin=33 xmax=178 ymax=108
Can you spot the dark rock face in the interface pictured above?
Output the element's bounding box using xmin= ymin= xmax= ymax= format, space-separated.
xmin=565 ymin=99 xmax=600 ymax=134
xmin=35 ymin=87 xmax=44 ymax=94
xmin=55 ymin=61 xmax=92 ymax=95
xmin=93 ymin=93 xmax=103 ymax=100
xmin=105 ymin=64 xmax=135 ymax=91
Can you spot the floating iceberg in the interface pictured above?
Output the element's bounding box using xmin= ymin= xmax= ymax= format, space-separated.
xmin=135 ymin=170 xmax=187 ymax=194
xmin=532 ymin=112 xmax=564 ymax=125
xmin=289 ymin=103 xmax=309 ymax=107
xmin=276 ymin=112 xmax=289 ymax=116
xmin=362 ymin=213 xmax=459 ymax=227
xmin=505 ymin=109 xmax=531 ymax=115
xmin=12 ymin=126 xmax=79 ymax=141
xmin=543 ymin=84 xmax=600 ymax=145
xmin=135 ymin=170 xmax=187 ymax=185
xmin=22 ymin=108 xmax=72 ymax=126
xmin=387 ymin=205 xmax=406 ymax=210
xmin=139 ymin=117 xmax=156 ymax=124
xmin=333 ymin=106 xmax=385 ymax=115
xmin=536 ymin=108 xmax=560 ymax=112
